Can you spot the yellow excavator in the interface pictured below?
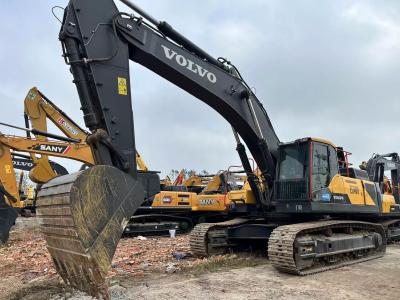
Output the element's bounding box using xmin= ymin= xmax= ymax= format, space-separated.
xmin=23 ymin=86 xmax=159 ymax=201
xmin=2 ymin=152 xmax=68 ymax=205
xmin=24 ymin=87 xmax=250 ymax=239
xmin=0 ymin=121 xmax=85 ymax=225
xmin=0 ymin=87 xmax=158 ymax=243
xmin=24 ymin=87 xmax=149 ymax=176
xmin=10 ymin=152 xmax=69 ymax=212
xmin=125 ymin=167 xmax=249 ymax=235
xmin=0 ymin=129 xmax=95 ymax=242
xmin=10 ymin=1 xmax=399 ymax=297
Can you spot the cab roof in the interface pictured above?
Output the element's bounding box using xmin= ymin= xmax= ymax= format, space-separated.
xmin=280 ymin=137 xmax=337 ymax=149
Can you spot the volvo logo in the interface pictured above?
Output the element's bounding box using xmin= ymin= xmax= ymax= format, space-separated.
xmin=13 ymin=161 xmax=34 ymax=168
xmin=161 ymin=45 xmax=217 ymax=84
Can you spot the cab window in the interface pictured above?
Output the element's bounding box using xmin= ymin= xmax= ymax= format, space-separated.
xmin=278 ymin=143 xmax=308 ymax=180
xmin=328 ymin=145 xmax=339 ymax=178
xmin=312 ymin=143 xmax=330 ymax=192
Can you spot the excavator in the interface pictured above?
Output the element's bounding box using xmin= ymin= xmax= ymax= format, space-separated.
xmin=24 ymin=85 xmax=159 ymax=202
xmin=0 ymin=122 xmax=71 ymax=243
xmin=362 ymin=152 xmax=400 ymax=241
xmin=24 ymin=86 xmax=150 ymax=175
xmin=11 ymin=153 xmax=69 ymax=213
xmin=0 ymin=127 xmax=156 ymax=242
xmin=1 ymin=153 xmax=68 ymax=214
xmin=125 ymin=168 xmax=247 ymax=236
xmin=29 ymin=90 xmax=246 ymax=238
xmin=11 ymin=152 xmax=69 ymax=212
xmin=22 ymin=0 xmax=398 ymax=297
xmin=0 ymin=86 xmax=158 ymax=243
xmin=0 ymin=128 xmax=94 ymax=243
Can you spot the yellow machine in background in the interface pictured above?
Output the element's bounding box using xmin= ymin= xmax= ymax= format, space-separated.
xmin=0 ymin=146 xmax=25 ymax=209
xmin=0 ymin=87 xmax=156 ymax=243
xmin=0 ymin=132 xmax=93 ymax=206
xmin=24 ymin=87 xmax=149 ymax=175
xmin=125 ymin=168 xmax=257 ymax=235
xmin=153 ymin=168 xmax=258 ymax=212
xmin=1 ymin=87 xmax=152 ymax=209
xmin=0 ymin=87 xmax=152 ymax=205
xmin=195 ymin=171 xmax=259 ymax=212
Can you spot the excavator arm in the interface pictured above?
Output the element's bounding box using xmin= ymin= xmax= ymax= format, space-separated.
xmin=12 ymin=153 xmax=68 ymax=176
xmin=0 ymin=134 xmax=94 ymax=165
xmin=35 ymin=0 xmax=280 ymax=297
xmin=24 ymin=87 xmax=149 ymax=171
xmin=59 ymin=0 xmax=279 ymax=182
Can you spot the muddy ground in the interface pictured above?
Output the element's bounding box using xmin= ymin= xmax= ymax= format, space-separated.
xmin=1 ymin=218 xmax=399 ymax=300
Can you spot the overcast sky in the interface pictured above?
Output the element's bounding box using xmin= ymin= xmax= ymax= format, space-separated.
xmin=1 ymin=0 xmax=400 ymax=177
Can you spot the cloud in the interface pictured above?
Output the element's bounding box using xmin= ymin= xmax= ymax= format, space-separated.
xmin=344 ymin=2 xmax=400 ymax=65
xmin=1 ymin=0 xmax=399 ymax=178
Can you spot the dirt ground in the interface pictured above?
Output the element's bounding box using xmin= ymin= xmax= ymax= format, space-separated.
xmin=1 ymin=218 xmax=399 ymax=300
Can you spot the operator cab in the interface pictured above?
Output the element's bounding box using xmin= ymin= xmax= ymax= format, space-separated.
xmin=275 ymin=138 xmax=338 ymax=202
xmin=273 ymin=137 xmax=398 ymax=215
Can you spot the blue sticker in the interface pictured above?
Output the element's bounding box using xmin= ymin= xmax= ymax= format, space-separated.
xmin=322 ymin=193 xmax=331 ymax=202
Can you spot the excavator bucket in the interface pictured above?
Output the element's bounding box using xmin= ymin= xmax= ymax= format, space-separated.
xmin=36 ymin=165 xmax=144 ymax=299
xmin=0 ymin=196 xmax=18 ymax=244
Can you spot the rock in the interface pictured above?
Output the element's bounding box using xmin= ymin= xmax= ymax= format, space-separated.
xmin=136 ymin=235 xmax=147 ymax=240
xmin=141 ymin=261 xmax=151 ymax=269
xmin=172 ymin=251 xmax=192 ymax=260
xmin=165 ymin=263 xmax=180 ymax=273
xmin=109 ymin=285 xmax=128 ymax=299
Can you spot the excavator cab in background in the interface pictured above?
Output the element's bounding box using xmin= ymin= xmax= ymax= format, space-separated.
xmin=365 ymin=153 xmax=400 ymax=201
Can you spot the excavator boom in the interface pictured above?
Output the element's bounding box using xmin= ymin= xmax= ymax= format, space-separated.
xmin=24 ymin=87 xmax=150 ymax=171
xmin=35 ymin=0 xmax=279 ymax=296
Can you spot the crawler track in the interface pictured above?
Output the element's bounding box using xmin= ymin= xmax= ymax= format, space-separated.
xmin=190 ymin=218 xmax=248 ymax=256
xmin=268 ymin=220 xmax=386 ymax=275
xmin=124 ymin=214 xmax=192 ymax=236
